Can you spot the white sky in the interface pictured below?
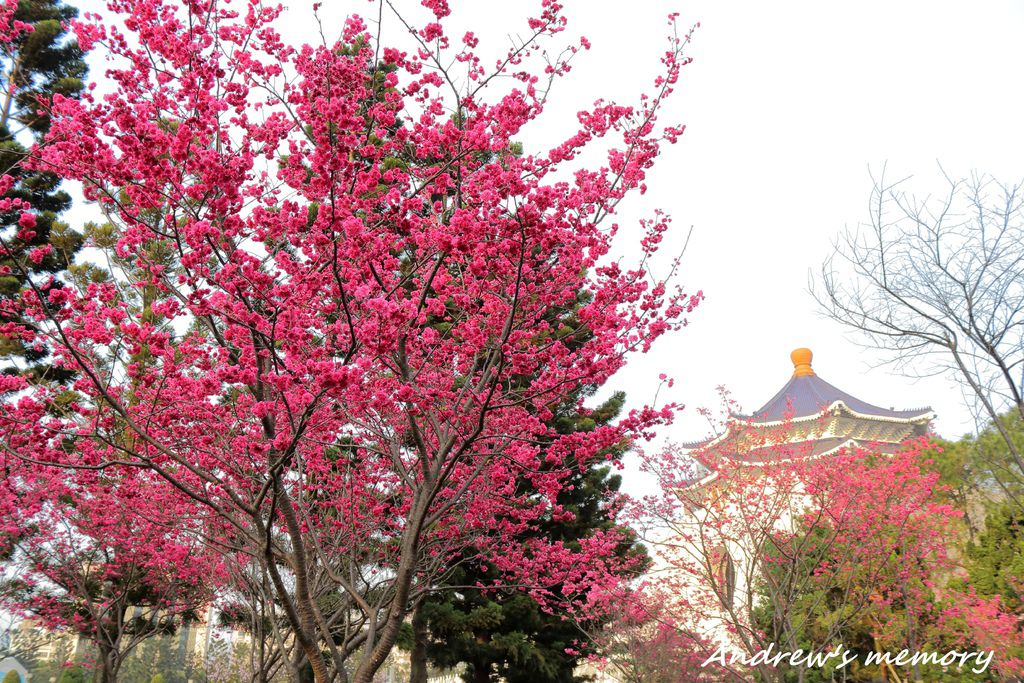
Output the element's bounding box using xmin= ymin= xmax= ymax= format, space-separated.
xmin=71 ymin=1 xmax=1024 ymax=489
xmin=450 ymin=0 xmax=1024 ymax=448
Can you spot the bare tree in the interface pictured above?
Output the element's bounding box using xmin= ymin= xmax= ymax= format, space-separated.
xmin=814 ymin=166 xmax=1024 ymax=503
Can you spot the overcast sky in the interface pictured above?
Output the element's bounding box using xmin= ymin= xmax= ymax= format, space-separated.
xmin=74 ymin=1 xmax=1024 ymax=487
xmin=595 ymin=0 xmax=1024 ymax=445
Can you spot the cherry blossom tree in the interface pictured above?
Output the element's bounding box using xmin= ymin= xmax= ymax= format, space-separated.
xmin=629 ymin=427 xmax=991 ymax=683
xmin=585 ymin=587 xmax=732 ymax=683
xmin=0 ymin=463 xmax=221 ymax=683
xmin=0 ymin=1 xmax=699 ymax=681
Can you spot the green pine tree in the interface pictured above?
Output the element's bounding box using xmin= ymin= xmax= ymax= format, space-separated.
xmin=2 ymin=669 xmax=22 ymax=683
xmin=966 ymin=503 xmax=1024 ymax=612
xmin=406 ymin=385 xmax=648 ymax=683
xmin=0 ymin=0 xmax=87 ymax=384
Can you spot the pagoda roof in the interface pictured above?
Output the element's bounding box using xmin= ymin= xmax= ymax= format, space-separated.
xmin=742 ymin=378 xmax=929 ymax=428
xmin=682 ymin=347 xmax=934 ymax=450
xmin=723 ymin=436 xmax=907 ymax=464
xmin=734 ymin=348 xmax=932 ymax=424
xmin=681 ymin=437 xmax=909 ymax=487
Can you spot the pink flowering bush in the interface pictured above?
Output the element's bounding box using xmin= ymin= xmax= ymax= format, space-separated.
xmin=625 ymin=415 xmax=1024 ymax=681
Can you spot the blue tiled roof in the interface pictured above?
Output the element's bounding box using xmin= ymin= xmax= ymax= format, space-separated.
xmin=736 ymin=373 xmax=932 ymax=422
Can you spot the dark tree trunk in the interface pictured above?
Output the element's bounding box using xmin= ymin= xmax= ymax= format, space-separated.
xmin=96 ymin=645 xmax=120 ymax=683
xmin=410 ymin=600 xmax=429 ymax=683
xmin=471 ymin=662 xmax=490 ymax=683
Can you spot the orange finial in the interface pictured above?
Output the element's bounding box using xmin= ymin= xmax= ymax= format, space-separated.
xmin=791 ymin=348 xmax=814 ymax=377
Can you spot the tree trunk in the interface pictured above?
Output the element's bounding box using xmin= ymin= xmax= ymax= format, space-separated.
xmin=265 ymin=453 xmax=332 ymax=683
xmin=96 ymin=645 xmax=120 ymax=683
xmin=471 ymin=661 xmax=490 ymax=683
xmin=410 ymin=600 xmax=429 ymax=683
xmin=1 ymin=53 xmax=24 ymax=131
xmin=352 ymin=492 xmax=432 ymax=683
